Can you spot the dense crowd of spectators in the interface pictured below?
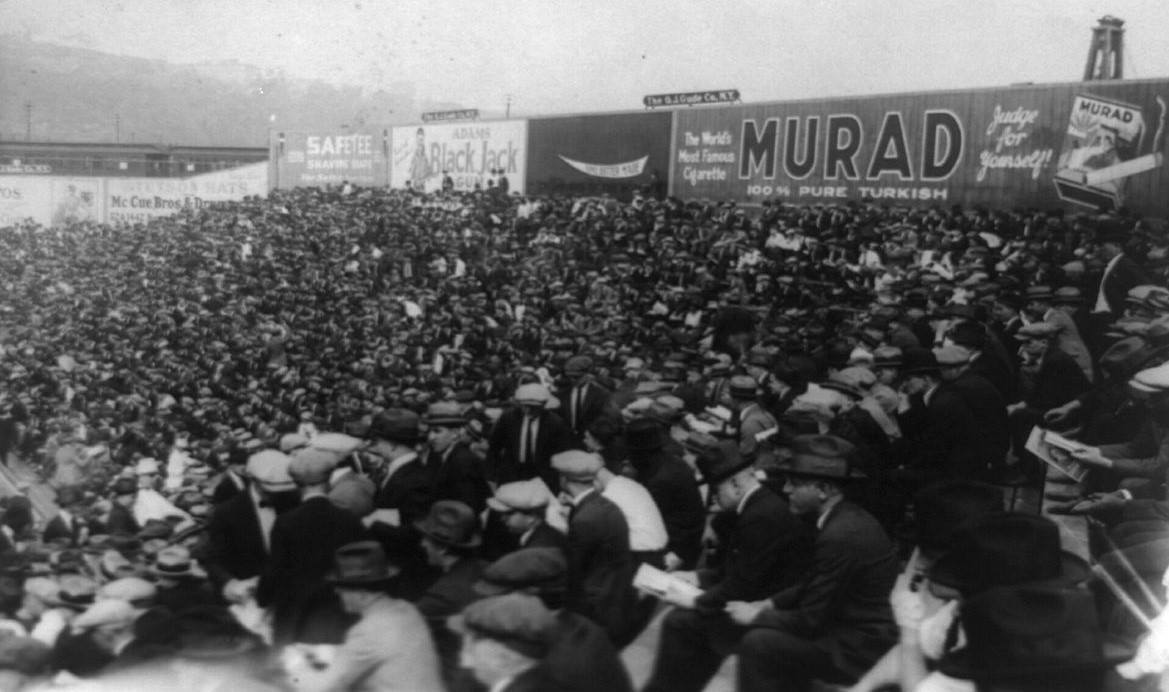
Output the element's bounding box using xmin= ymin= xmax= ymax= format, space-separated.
xmin=0 ymin=182 xmax=1165 ymax=691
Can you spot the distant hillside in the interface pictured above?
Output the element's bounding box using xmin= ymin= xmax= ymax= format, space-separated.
xmin=0 ymin=35 xmax=467 ymax=147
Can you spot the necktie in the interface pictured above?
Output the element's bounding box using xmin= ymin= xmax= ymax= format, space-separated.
xmin=572 ymin=386 xmax=584 ymax=429
xmin=524 ymin=417 xmax=537 ymax=464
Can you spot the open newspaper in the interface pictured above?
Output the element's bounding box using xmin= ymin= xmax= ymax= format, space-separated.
xmin=633 ymin=563 xmax=704 ymax=600
xmin=1025 ymin=426 xmax=1089 ymax=483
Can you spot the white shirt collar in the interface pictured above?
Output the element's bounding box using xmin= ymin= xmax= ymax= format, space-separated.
xmin=572 ymin=487 xmax=597 ymax=507
xmin=736 ymin=483 xmax=762 ymax=515
xmin=817 ymin=495 xmax=844 ymax=530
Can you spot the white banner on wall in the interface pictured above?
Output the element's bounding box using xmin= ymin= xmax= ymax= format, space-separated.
xmin=105 ymin=162 xmax=268 ymax=224
xmin=0 ymin=176 xmax=53 ymax=227
xmin=391 ymin=120 xmax=527 ymax=193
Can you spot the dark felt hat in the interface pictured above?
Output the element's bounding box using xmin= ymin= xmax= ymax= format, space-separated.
xmin=624 ymin=417 xmax=666 ymax=453
xmin=938 ymin=585 xmax=1130 ymax=681
xmin=927 ymin=513 xmax=1091 ymax=595
xmin=327 ymin=540 xmax=400 ymax=586
xmin=368 ymin=408 xmax=422 ymax=444
xmin=774 ymin=434 xmax=865 ymax=481
xmin=914 ymin=480 xmax=1004 ymax=558
xmin=694 ymin=437 xmax=750 ymax=486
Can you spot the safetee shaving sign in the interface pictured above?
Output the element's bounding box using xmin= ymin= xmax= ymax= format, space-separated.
xmin=391 ymin=121 xmax=527 ymax=193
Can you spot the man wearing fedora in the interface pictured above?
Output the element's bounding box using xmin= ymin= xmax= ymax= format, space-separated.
xmin=300 ymin=541 xmax=442 ymax=692
xmin=487 ymin=383 xmax=575 ymax=491
xmin=623 ymin=417 xmax=705 ymax=570
xmin=643 ymin=435 xmax=810 ymax=692
xmin=258 ymin=447 xmax=366 ymax=645
xmin=422 ymin=401 xmax=490 ymax=515
xmin=550 ymin=450 xmax=639 ymax=646
xmin=726 ymin=435 xmax=898 ymax=692
xmin=413 ymin=500 xmax=487 ymax=680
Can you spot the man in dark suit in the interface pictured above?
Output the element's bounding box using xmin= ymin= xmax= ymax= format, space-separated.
xmin=936 ymin=345 xmax=1011 ymax=481
xmin=556 ymin=356 xmax=615 ymax=439
xmin=552 ymin=450 xmax=638 ymax=645
xmin=1089 ymin=226 xmax=1151 ymax=352
xmin=947 ymin=318 xmax=1017 ymax=402
xmin=643 ymin=435 xmax=811 ymax=692
xmin=103 ymin=478 xmax=140 ymax=536
xmin=210 ymin=445 xmax=251 ymax=505
xmin=1008 ymin=321 xmax=1093 ymax=482
xmin=895 ymin=347 xmax=986 ymax=487
xmin=203 ymin=449 xmax=296 ymax=590
xmin=413 ymin=500 xmax=487 ymax=683
xmin=487 ymin=383 xmax=575 ymax=491
xmin=484 ymin=479 xmax=566 ymax=559
xmin=624 ymin=418 xmax=705 ymax=569
xmin=422 ymin=402 xmax=490 ymax=514
xmin=258 ymin=447 xmax=366 ymax=644
xmin=727 ymin=435 xmax=898 ymax=692
xmin=43 ymin=485 xmax=90 ymax=547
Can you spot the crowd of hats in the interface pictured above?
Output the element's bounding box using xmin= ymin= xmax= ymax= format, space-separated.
xmin=0 ymin=185 xmax=1163 ymax=686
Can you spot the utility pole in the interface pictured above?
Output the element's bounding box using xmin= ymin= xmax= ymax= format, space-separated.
xmin=115 ymin=113 xmax=121 ymax=143
xmin=24 ymin=102 xmax=32 ymax=142
xmin=506 ymin=94 xmax=512 ymax=119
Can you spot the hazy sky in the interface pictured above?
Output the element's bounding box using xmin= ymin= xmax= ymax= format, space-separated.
xmin=3 ymin=0 xmax=1169 ymax=116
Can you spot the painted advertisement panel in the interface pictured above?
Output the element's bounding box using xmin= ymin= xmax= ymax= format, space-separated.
xmin=668 ymin=78 xmax=1169 ymax=215
xmin=0 ymin=176 xmax=52 ymax=227
xmin=273 ymin=130 xmax=389 ymax=188
xmin=106 ymin=162 xmax=268 ymax=224
xmin=527 ymin=112 xmax=672 ymax=200
xmin=390 ymin=120 xmax=527 ymax=193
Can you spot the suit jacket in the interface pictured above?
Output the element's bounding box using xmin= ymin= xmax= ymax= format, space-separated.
xmin=631 ymin=450 xmax=705 ymax=568
xmin=523 ymin=522 xmax=568 ymax=552
xmin=486 ymin=407 xmax=575 ymax=489
xmin=415 ymin=557 xmax=486 ymax=622
xmin=1025 ymin=349 xmax=1091 ymax=412
xmin=258 ymin=495 xmax=367 ymax=617
xmin=900 ymin=385 xmax=986 ymax=482
xmin=756 ymin=501 xmax=899 ymax=679
xmin=1045 ymin=308 xmax=1094 ymax=382
xmin=42 ymin=513 xmax=89 ymax=547
xmin=423 ymin=443 xmax=490 ymax=514
xmin=104 ymin=502 xmax=140 ymax=536
xmin=1098 ymin=254 xmax=1150 ymax=315
xmin=308 ymin=596 xmax=443 ymax=692
xmin=736 ymin=402 xmax=778 ymax=463
xmin=967 ymin=347 xmax=1018 ymax=403
xmin=204 ymin=490 xmax=269 ymax=587
xmin=557 ymin=381 xmax=615 ymax=437
xmin=697 ymin=485 xmax=811 ymax=610
xmin=565 ymin=491 xmax=638 ymax=643
xmin=543 ymin=610 xmax=634 ymax=692
xmin=951 ymin=371 xmax=1010 ymax=470
xmin=374 ymin=454 xmax=433 ymax=524
xmin=211 ymin=470 xmax=248 ymax=506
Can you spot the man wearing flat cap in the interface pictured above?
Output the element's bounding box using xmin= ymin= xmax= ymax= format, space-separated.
xmin=422 ymin=401 xmax=490 ymax=514
xmin=485 ymin=479 xmax=565 ymax=557
xmin=487 ymin=383 xmax=575 ymax=491
xmin=205 ymin=449 xmax=295 ymax=594
xmin=644 ymin=435 xmax=810 ymax=692
xmin=550 ymin=450 xmax=638 ymax=646
xmin=1022 ymin=285 xmax=1094 ymax=383
xmin=727 ymin=374 xmax=778 ymax=465
xmin=258 ymin=446 xmax=367 ymax=645
xmin=726 ymin=434 xmax=898 ymax=692
xmin=474 ymin=547 xmax=634 ymax=692
xmin=454 ymin=594 xmax=557 ymax=692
